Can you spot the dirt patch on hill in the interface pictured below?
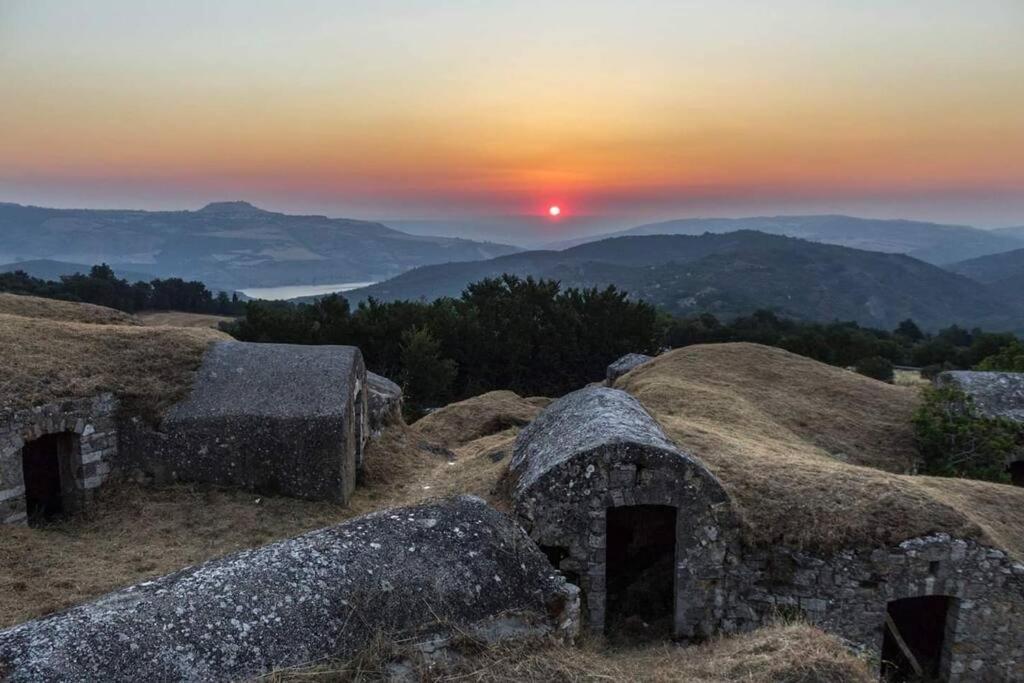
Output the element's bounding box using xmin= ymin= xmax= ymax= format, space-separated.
xmin=616 ymin=343 xmax=1024 ymax=558
xmin=0 ymin=292 xmax=138 ymax=325
xmin=411 ymin=390 xmax=544 ymax=447
xmin=0 ymin=312 xmax=227 ymax=418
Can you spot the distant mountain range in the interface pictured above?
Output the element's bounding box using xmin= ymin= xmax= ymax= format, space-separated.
xmin=549 ymin=214 xmax=1024 ymax=265
xmin=0 ymin=201 xmax=520 ymax=290
xmin=947 ymin=247 xmax=1024 ymax=291
xmin=344 ymin=231 xmax=1024 ymax=332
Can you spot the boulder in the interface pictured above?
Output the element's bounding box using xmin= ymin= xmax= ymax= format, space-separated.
xmin=0 ymin=496 xmax=578 ymax=682
xmin=936 ymin=371 xmax=1024 ymax=423
xmin=605 ymin=353 xmax=653 ymax=385
xmin=367 ymin=371 xmax=403 ymax=434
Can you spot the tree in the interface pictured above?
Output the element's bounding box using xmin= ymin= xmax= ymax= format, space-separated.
xmin=854 ymin=356 xmax=894 ymax=383
xmin=977 ymin=340 xmax=1024 ymax=373
xmin=399 ymin=326 xmax=457 ymax=414
xmin=912 ymin=386 xmax=1020 ymax=482
xmin=894 ymin=319 xmax=924 ymax=342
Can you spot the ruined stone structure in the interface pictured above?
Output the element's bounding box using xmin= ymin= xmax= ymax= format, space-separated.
xmin=1 ymin=341 xmax=392 ymax=525
xmin=367 ymin=371 xmax=403 ymax=437
xmin=604 ymin=353 xmax=653 ymax=385
xmin=938 ymin=370 xmax=1024 ymax=485
xmin=509 ymin=386 xmax=737 ymax=638
xmin=511 ymin=386 xmax=1024 ymax=681
xmin=0 ymin=496 xmax=579 ymax=682
xmin=0 ymin=394 xmax=118 ymax=526
xmin=119 ymin=341 xmax=370 ymax=503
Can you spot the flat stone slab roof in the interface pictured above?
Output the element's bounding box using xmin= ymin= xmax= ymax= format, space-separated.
xmin=166 ymin=340 xmax=361 ymax=420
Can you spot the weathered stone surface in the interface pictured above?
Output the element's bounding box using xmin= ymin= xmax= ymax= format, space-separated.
xmin=937 ymin=370 xmax=1024 ymax=423
xmin=509 ymin=386 xmax=737 ymax=638
xmin=117 ymin=341 xmax=369 ymax=503
xmin=367 ymin=371 xmax=403 ymax=435
xmin=605 ymin=353 xmax=653 ymax=385
xmin=0 ymin=496 xmax=579 ymax=683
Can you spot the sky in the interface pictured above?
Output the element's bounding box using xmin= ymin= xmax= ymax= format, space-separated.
xmin=1 ymin=0 xmax=1023 ymax=241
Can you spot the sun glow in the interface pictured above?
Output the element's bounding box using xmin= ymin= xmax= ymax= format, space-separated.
xmin=548 ymin=205 xmax=561 ymax=217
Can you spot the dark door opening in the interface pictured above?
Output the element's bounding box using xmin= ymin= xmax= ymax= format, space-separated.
xmin=21 ymin=432 xmax=76 ymax=525
xmin=881 ymin=596 xmax=955 ymax=681
xmin=605 ymin=505 xmax=676 ymax=637
xmin=1009 ymin=461 xmax=1024 ymax=487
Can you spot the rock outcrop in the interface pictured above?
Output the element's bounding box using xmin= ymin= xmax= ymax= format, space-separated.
xmin=0 ymin=496 xmax=578 ymax=682
xmin=605 ymin=353 xmax=652 ymax=385
xmin=367 ymin=371 xmax=403 ymax=435
xmin=937 ymin=370 xmax=1024 ymax=423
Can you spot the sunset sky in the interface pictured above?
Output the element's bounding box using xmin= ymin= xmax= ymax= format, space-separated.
xmin=1 ymin=0 xmax=1022 ymax=233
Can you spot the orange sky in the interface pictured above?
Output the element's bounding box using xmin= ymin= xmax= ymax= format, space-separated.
xmin=1 ymin=1 xmax=1022 ymax=226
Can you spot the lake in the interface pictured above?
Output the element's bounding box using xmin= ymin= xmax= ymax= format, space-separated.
xmin=238 ymin=282 xmax=377 ymax=300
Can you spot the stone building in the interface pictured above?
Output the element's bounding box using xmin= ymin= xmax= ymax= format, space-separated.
xmin=938 ymin=370 xmax=1024 ymax=485
xmin=0 ymin=496 xmax=579 ymax=682
xmin=0 ymin=394 xmax=118 ymax=526
xmin=120 ymin=341 xmax=369 ymax=503
xmin=510 ymin=385 xmax=1024 ymax=681
xmin=2 ymin=340 xmax=390 ymax=525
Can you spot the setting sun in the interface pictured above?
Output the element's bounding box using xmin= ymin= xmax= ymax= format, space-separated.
xmin=548 ymin=205 xmax=561 ymax=217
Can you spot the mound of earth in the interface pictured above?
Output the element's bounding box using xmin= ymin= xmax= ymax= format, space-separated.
xmin=0 ymin=292 xmax=138 ymax=326
xmin=411 ymin=390 xmax=546 ymax=447
xmin=615 ymin=343 xmax=1024 ymax=558
xmin=0 ymin=306 xmax=228 ymax=418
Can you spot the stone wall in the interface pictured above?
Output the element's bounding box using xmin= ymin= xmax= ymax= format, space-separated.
xmin=718 ymin=533 xmax=1024 ymax=680
xmin=0 ymin=394 xmax=118 ymax=526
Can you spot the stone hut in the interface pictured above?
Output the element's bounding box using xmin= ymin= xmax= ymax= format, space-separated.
xmin=605 ymin=353 xmax=653 ymax=385
xmin=0 ymin=394 xmax=118 ymax=526
xmin=120 ymin=341 xmax=370 ymax=504
xmin=509 ymin=386 xmax=737 ymax=638
xmin=511 ymin=384 xmax=1024 ymax=680
xmin=937 ymin=370 xmax=1024 ymax=485
xmin=0 ymin=496 xmax=579 ymax=682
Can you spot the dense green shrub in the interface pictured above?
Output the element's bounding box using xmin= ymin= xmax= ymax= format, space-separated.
xmin=854 ymin=356 xmax=894 ymax=382
xmin=912 ymin=386 xmax=1021 ymax=482
xmin=977 ymin=340 xmax=1024 ymax=373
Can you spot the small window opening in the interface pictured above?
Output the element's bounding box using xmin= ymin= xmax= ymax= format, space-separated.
xmin=605 ymin=505 xmax=676 ymax=638
xmin=881 ymin=595 xmax=955 ymax=681
xmin=21 ymin=432 xmax=77 ymax=525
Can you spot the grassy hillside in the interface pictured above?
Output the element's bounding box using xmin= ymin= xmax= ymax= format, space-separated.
xmin=346 ymin=231 xmax=1024 ymax=331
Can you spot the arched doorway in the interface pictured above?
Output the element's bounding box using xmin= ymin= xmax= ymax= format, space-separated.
xmin=21 ymin=432 xmax=78 ymax=525
xmin=605 ymin=505 xmax=677 ymax=637
xmin=881 ymin=595 xmax=957 ymax=681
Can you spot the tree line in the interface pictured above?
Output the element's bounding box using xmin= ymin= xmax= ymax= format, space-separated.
xmin=0 ymin=265 xmax=244 ymax=315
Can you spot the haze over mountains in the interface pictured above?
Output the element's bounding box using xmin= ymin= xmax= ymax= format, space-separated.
xmin=0 ymin=201 xmax=519 ymax=290
xmin=550 ymin=215 xmax=1024 ymax=265
xmin=346 ymin=231 xmax=1024 ymax=332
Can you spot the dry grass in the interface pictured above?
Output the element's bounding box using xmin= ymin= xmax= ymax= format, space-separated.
xmin=412 ymin=391 xmax=544 ymax=447
xmin=615 ymin=343 xmax=1024 ymax=558
xmin=0 ymin=312 xmax=228 ymax=418
xmin=265 ymin=622 xmax=872 ymax=682
xmin=0 ymin=292 xmax=138 ymax=325
xmin=137 ymin=310 xmax=236 ymax=329
xmin=893 ymin=368 xmax=930 ymax=388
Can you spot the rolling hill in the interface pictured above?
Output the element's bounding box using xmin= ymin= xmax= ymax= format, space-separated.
xmin=0 ymin=201 xmax=519 ymax=290
xmin=947 ymin=247 xmax=1024 ymax=284
xmin=344 ymin=231 xmax=1024 ymax=331
xmin=550 ymin=214 xmax=1024 ymax=264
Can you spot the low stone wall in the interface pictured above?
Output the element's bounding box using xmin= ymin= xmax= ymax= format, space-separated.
xmin=0 ymin=394 xmax=118 ymax=525
xmin=719 ymin=534 xmax=1024 ymax=680
xmin=0 ymin=496 xmax=579 ymax=682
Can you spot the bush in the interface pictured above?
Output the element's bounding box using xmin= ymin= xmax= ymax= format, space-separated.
xmin=977 ymin=340 xmax=1024 ymax=373
xmin=912 ymin=386 xmax=1020 ymax=482
xmin=854 ymin=356 xmax=894 ymax=382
